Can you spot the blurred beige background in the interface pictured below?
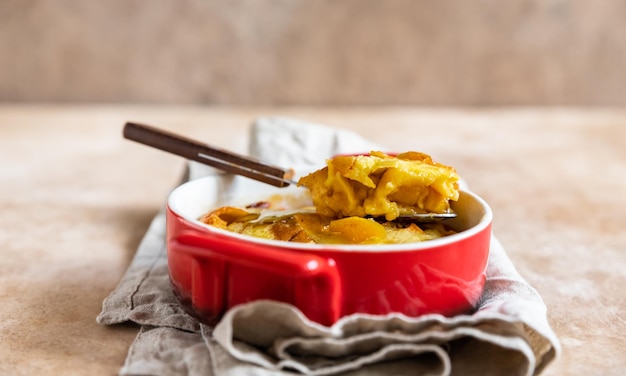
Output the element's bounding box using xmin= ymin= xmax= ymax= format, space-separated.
xmin=1 ymin=0 xmax=625 ymax=106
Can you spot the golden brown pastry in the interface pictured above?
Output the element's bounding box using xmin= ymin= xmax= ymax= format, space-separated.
xmin=298 ymin=151 xmax=460 ymax=221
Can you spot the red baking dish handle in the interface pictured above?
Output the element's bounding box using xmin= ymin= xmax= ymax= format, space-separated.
xmin=173 ymin=231 xmax=343 ymax=325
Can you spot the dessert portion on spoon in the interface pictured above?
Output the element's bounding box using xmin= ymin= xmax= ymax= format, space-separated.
xmin=123 ymin=122 xmax=458 ymax=223
xmin=298 ymin=151 xmax=460 ymax=221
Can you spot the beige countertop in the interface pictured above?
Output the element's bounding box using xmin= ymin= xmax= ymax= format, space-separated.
xmin=1 ymin=105 xmax=624 ymax=375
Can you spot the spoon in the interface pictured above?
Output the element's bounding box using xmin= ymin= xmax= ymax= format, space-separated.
xmin=122 ymin=122 xmax=456 ymax=222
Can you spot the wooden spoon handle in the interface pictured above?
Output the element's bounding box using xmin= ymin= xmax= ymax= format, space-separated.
xmin=123 ymin=122 xmax=294 ymax=187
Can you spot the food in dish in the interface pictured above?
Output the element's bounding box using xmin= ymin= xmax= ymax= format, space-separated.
xmin=199 ymin=151 xmax=460 ymax=245
xmin=199 ymin=205 xmax=455 ymax=244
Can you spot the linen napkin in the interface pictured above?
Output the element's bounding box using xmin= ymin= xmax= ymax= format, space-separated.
xmin=98 ymin=117 xmax=560 ymax=376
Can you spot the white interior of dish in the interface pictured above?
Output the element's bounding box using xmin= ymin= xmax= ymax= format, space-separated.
xmin=168 ymin=175 xmax=493 ymax=252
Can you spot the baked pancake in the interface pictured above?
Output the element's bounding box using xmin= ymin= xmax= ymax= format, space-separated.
xmin=199 ymin=207 xmax=455 ymax=245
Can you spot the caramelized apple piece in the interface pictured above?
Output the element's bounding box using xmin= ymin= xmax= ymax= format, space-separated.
xmin=199 ymin=207 xmax=259 ymax=229
xmin=328 ymin=217 xmax=387 ymax=244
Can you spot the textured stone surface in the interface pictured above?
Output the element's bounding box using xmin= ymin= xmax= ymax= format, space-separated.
xmin=0 ymin=106 xmax=624 ymax=375
xmin=1 ymin=1 xmax=626 ymax=105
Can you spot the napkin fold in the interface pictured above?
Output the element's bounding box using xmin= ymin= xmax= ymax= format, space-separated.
xmin=98 ymin=117 xmax=560 ymax=376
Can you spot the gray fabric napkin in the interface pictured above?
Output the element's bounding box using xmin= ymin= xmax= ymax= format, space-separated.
xmin=98 ymin=117 xmax=560 ymax=376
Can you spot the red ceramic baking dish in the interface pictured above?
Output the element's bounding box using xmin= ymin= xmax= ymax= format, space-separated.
xmin=166 ymin=175 xmax=492 ymax=326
